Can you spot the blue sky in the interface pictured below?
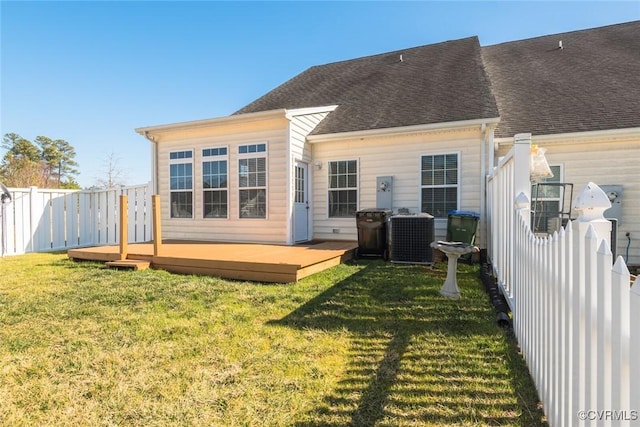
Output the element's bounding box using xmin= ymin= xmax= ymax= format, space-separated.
xmin=1 ymin=1 xmax=638 ymax=188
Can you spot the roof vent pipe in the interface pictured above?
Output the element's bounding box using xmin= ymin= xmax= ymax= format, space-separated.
xmin=559 ymin=40 xmax=563 ymax=50
xmin=399 ymin=54 xmax=403 ymax=62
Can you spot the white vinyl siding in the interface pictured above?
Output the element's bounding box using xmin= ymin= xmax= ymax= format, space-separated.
xmin=152 ymin=108 xmax=334 ymax=246
xmin=420 ymin=153 xmax=459 ymax=218
xmin=497 ymin=135 xmax=640 ymax=265
xmin=155 ymin=116 xmax=290 ymax=244
xmin=289 ymin=112 xmax=331 ymax=161
xmin=202 ymin=147 xmax=228 ymax=219
xmin=169 ymin=150 xmax=193 ymax=218
xmin=312 ymin=129 xmax=483 ymax=243
xmin=287 ymin=110 xmax=333 ymax=244
xmin=328 ymin=160 xmax=358 ymax=217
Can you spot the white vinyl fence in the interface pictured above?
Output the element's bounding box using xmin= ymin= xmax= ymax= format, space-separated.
xmin=0 ymin=184 xmax=152 ymax=256
xmin=487 ymin=133 xmax=640 ymax=426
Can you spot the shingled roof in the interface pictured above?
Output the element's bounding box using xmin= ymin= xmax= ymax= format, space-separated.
xmin=234 ymin=22 xmax=639 ymax=139
xmin=482 ymin=21 xmax=640 ymax=139
xmin=234 ymin=37 xmax=500 ymax=135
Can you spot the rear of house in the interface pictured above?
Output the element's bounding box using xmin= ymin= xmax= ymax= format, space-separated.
xmin=137 ymin=37 xmax=500 ymax=247
xmin=136 ymin=21 xmax=640 ymax=265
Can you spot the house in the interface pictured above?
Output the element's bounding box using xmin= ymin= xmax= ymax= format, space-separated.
xmin=135 ymin=21 xmax=639 ymax=265
xmin=136 ymin=36 xmax=500 ymax=247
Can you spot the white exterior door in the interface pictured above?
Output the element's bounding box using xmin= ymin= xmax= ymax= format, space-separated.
xmin=294 ymin=162 xmax=309 ymax=242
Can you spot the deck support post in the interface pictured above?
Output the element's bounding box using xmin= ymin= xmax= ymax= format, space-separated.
xmin=152 ymin=195 xmax=163 ymax=256
xmin=119 ymin=194 xmax=128 ymax=260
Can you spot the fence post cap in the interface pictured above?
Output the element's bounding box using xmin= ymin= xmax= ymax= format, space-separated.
xmin=574 ymin=182 xmax=611 ymax=222
xmin=514 ymin=133 xmax=532 ymax=144
xmin=515 ymin=192 xmax=530 ymax=209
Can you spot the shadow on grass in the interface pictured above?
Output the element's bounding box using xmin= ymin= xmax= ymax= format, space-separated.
xmin=270 ymin=260 xmax=545 ymax=426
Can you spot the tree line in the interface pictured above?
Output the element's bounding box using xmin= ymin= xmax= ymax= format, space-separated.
xmin=1 ymin=133 xmax=80 ymax=189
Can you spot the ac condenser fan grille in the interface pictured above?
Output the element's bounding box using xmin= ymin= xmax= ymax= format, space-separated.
xmin=389 ymin=214 xmax=434 ymax=264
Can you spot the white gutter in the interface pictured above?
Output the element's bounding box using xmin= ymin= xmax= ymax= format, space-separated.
xmin=135 ymin=108 xmax=291 ymax=195
xmin=307 ymin=117 xmax=501 ymax=143
xmin=135 ymin=108 xmax=288 ymax=135
xmin=494 ymin=127 xmax=640 ymax=147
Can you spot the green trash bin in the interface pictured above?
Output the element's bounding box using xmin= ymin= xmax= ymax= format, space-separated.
xmin=447 ymin=210 xmax=480 ymax=261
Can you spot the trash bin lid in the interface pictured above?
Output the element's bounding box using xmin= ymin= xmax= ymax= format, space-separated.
xmin=447 ymin=210 xmax=480 ymax=218
xmin=357 ymin=208 xmax=393 ymax=213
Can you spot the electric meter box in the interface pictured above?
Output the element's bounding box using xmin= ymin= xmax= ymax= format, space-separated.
xmin=600 ymin=185 xmax=623 ymax=223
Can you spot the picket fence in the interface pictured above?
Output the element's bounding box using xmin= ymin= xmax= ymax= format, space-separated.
xmin=487 ymin=134 xmax=640 ymax=426
xmin=0 ymin=183 xmax=153 ymax=256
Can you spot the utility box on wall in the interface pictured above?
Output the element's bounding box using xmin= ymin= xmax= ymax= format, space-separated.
xmin=376 ymin=176 xmax=393 ymax=210
xmin=600 ymin=185 xmax=623 ymax=223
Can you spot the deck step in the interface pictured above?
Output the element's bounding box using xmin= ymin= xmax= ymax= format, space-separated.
xmin=105 ymin=260 xmax=150 ymax=270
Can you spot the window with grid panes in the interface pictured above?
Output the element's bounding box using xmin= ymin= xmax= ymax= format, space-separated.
xmin=295 ymin=165 xmax=305 ymax=203
xmin=328 ymin=160 xmax=358 ymax=217
xmin=238 ymin=144 xmax=267 ymax=218
xmin=169 ymin=150 xmax=193 ymax=218
xmin=531 ymin=165 xmax=563 ymax=233
xmin=202 ymin=147 xmax=228 ymax=218
xmin=420 ymin=153 xmax=458 ymax=218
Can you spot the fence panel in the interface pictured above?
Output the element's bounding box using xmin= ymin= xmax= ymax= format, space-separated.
xmin=122 ymin=183 xmax=153 ymax=243
xmin=1 ymin=183 xmax=152 ymax=256
xmin=487 ymin=133 xmax=637 ymax=426
xmin=66 ymin=192 xmax=80 ymax=248
xmin=51 ymin=192 xmax=67 ymax=249
xmin=78 ymin=191 xmax=95 ymax=247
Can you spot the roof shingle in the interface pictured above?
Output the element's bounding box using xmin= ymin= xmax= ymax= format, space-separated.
xmin=234 ymin=37 xmax=500 ymax=135
xmin=235 ymin=21 xmax=640 ymax=139
xmin=482 ymin=21 xmax=640 ymax=138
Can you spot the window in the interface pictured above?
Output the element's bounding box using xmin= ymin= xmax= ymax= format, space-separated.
xmin=203 ymin=147 xmax=227 ymax=157
xmin=295 ymin=165 xmax=305 ymax=204
xmin=420 ymin=153 xmax=458 ymax=218
xmin=238 ymin=145 xmax=267 ymax=218
xmin=169 ymin=150 xmax=193 ymax=218
xmin=238 ymin=143 xmax=266 ymax=154
xmin=531 ymin=165 xmax=563 ymax=233
xmin=170 ymin=150 xmax=193 ymax=160
xmin=203 ymin=147 xmax=228 ymax=218
xmin=328 ymin=160 xmax=358 ymax=217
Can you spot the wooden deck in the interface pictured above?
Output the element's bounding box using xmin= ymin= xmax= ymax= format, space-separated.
xmin=68 ymin=241 xmax=357 ymax=283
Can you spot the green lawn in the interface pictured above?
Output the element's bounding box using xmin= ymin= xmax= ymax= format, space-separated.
xmin=0 ymin=253 xmax=544 ymax=426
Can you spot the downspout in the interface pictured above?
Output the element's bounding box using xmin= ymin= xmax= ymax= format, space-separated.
xmin=480 ymin=122 xmax=496 ymax=258
xmin=142 ymin=131 xmax=159 ymax=195
xmin=285 ymin=118 xmax=293 ymax=245
xmin=480 ymin=122 xmax=487 ymax=255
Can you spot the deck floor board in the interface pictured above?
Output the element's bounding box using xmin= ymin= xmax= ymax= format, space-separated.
xmin=68 ymin=241 xmax=357 ymax=283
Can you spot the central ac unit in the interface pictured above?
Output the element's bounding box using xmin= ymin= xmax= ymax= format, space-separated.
xmin=389 ymin=213 xmax=435 ymax=264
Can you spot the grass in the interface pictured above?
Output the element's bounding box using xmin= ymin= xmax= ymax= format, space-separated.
xmin=0 ymin=252 xmax=544 ymax=426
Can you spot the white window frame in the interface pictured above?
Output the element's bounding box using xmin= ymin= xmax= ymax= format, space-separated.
xmin=327 ymin=159 xmax=359 ymax=218
xmin=202 ymin=146 xmax=229 ymax=219
xmin=419 ymin=152 xmax=460 ymax=218
xmin=169 ymin=149 xmax=194 ymax=219
xmin=238 ymin=142 xmax=268 ymax=219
